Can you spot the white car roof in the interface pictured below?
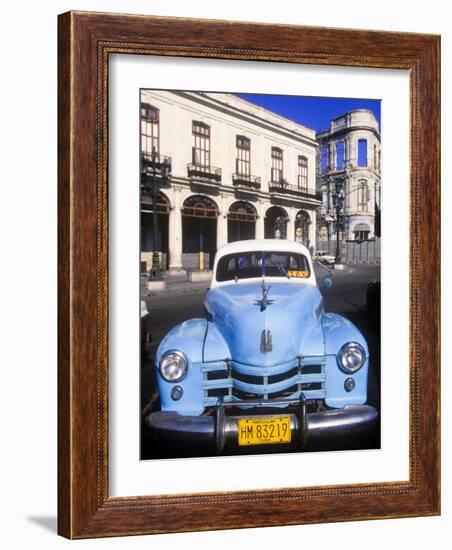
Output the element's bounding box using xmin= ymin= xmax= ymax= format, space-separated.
xmin=211 ymin=239 xmax=316 ymax=289
xmin=215 ymin=239 xmax=311 ymax=261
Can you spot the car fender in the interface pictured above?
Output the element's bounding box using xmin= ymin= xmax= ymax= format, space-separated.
xmin=203 ymin=321 xmax=231 ymax=362
xmin=155 ymin=318 xmax=208 ymax=416
xmin=321 ymin=313 xmax=370 ymax=408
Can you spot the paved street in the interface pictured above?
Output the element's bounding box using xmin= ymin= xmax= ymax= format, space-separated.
xmin=141 ymin=263 xmax=380 ymax=459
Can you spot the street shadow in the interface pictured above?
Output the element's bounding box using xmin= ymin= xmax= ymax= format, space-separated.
xmin=26 ymin=516 xmax=57 ymax=533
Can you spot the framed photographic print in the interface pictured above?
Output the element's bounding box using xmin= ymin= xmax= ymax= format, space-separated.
xmin=58 ymin=11 xmax=440 ymax=538
xmin=138 ymin=88 xmax=382 ymax=462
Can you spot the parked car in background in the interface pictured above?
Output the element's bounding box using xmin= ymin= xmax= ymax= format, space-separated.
xmin=313 ymin=250 xmax=336 ymax=267
xmin=146 ymin=239 xmax=377 ymax=453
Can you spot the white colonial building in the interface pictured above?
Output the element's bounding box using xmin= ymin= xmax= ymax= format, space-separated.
xmin=140 ymin=91 xmax=322 ymax=273
xmin=316 ymin=110 xmax=381 ymax=242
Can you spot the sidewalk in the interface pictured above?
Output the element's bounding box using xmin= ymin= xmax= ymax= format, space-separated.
xmin=141 ymin=273 xmax=210 ymax=297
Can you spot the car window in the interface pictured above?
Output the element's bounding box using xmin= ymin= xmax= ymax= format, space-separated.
xmin=216 ymin=251 xmax=310 ymax=282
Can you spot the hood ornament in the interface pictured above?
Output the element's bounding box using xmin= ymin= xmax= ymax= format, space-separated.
xmin=254 ymin=279 xmax=274 ymax=312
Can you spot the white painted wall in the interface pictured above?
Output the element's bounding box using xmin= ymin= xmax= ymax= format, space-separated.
xmin=141 ymin=90 xmax=318 ymax=193
xmin=0 ymin=1 xmax=450 ymax=549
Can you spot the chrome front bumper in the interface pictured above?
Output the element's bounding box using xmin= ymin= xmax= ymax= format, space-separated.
xmin=145 ymin=396 xmax=378 ymax=452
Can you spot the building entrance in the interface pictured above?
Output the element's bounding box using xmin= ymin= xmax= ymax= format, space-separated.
xmin=227 ymin=201 xmax=257 ymax=242
xmin=265 ymin=206 xmax=288 ymax=239
xmin=182 ymin=195 xmax=218 ymax=270
xmin=140 ymin=192 xmax=169 ymax=271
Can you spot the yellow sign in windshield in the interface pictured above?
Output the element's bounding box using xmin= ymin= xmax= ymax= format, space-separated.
xmin=288 ymin=270 xmax=309 ymax=278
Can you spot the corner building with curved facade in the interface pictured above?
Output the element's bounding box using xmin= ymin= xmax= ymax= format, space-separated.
xmin=140 ymin=91 xmax=322 ymax=273
xmin=316 ymin=110 xmax=381 ymax=242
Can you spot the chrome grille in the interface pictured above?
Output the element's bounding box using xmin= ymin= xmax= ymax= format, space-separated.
xmin=200 ymin=357 xmax=326 ymax=407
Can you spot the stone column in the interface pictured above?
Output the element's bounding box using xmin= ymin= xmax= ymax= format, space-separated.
xmin=216 ymin=207 xmax=228 ymax=251
xmin=349 ymin=136 xmax=356 ymax=167
xmin=287 ymin=208 xmax=296 ymax=241
xmin=309 ymin=209 xmax=317 ymax=252
xmin=216 ymin=214 xmax=228 ymax=251
xmin=168 ymin=188 xmax=183 ymax=271
xmin=256 ymin=201 xmax=265 ymax=239
xmin=328 ymin=221 xmax=334 ymax=243
xmin=328 ymin=142 xmax=334 ymax=171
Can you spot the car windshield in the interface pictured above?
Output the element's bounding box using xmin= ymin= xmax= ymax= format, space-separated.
xmin=216 ymin=251 xmax=311 ymax=282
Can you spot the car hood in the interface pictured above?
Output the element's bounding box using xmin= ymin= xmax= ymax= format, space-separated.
xmin=204 ymin=281 xmax=325 ymax=366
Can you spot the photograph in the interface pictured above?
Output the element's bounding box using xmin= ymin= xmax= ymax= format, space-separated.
xmin=140 ymin=90 xmax=382 ymax=459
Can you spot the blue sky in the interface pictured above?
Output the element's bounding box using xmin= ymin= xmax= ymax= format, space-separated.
xmin=235 ymin=93 xmax=381 ymax=133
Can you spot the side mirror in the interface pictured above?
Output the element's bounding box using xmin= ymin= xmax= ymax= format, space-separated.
xmin=322 ymin=276 xmax=333 ymax=289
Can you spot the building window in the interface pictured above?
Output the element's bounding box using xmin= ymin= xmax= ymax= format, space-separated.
xmin=141 ymin=103 xmax=159 ymax=156
xmin=353 ymin=223 xmax=370 ymax=241
xmin=354 ymin=230 xmax=369 ymax=241
xmin=357 ymin=179 xmax=369 ymax=212
xmin=298 ymin=156 xmax=308 ymax=191
xmin=182 ymin=194 xmax=218 ymax=218
xmin=271 ymin=147 xmax=283 ymax=182
xmin=358 ymin=138 xmax=368 ymax=167
xmin=336 ymin=141 xmax=345 ymax=170
xmin=192 ymin=121 xmax=211 ymax=168
xmin=228 ymin=201 xmax=257 ymax=222
xmin=321 ymin=144 xmax=328 ymax=174
xmin=236 ymin=135 xmax=251 ymax=177
xmin=374 ymin=144 xmax=377 ymax=169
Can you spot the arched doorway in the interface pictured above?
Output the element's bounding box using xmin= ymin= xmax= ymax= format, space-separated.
xmin=140 ymin=192 xmax=170 ymax=271
xmin=265 ymin=206 xmax=288 ymax=239
xmin=227 ymin=201 xmax=257 ymax=242
xmin=182 ymin=195 xmax=218 ymax=270
xmin=295 ymin=210 xmax=311 ymax=247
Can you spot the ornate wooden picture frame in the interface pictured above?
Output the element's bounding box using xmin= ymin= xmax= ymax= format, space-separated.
xmin=58 ymin=11 xmax=440 ymax=538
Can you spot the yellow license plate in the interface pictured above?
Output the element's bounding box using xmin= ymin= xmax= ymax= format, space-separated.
xmin=237 ymin=416 xmax=292 ymax=446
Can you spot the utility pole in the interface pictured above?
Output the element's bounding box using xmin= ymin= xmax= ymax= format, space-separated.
xmin=141 ymin=146 xmax=171 ymax=286
xmin=331 ymin=172 xmax=346 ymax=268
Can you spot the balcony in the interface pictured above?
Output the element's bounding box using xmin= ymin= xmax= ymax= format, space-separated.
xmin=232 ymin=173 xmax=261 ymax=192
xmin=141 ymin=152 xmax=172 ymax=179
xmin=187 ymin=163 xmax=222 ymax=183
xmin=268 ymin=180 xmax=322 ymax=201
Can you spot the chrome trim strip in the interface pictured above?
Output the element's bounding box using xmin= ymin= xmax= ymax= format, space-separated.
xmin=203 ymin=389 xmax=326 ymax=407
xmin=196 ymin=355 xmax=326 ymax=377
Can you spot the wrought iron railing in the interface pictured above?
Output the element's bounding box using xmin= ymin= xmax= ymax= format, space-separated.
xmin=187 ymin=163 xmax=222 ymax=182
xmin=141 ymin=152 xmax=172 ymax=177
xmin=232 ymin=173 xmax=261 ymax=190
xmin=269 ymin=180 xmax=322 ymax=200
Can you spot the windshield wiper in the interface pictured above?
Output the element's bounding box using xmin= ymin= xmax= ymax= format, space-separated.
xmin=264 ymin=253 xmax=291 ymax=279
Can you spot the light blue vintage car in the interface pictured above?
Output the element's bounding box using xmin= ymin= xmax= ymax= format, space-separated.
xmin=146 ymin=239 xmax=377 ymax=452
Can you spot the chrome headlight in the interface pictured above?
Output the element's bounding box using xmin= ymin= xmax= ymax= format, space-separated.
xmin=337 ymin=342 xmax=366 ymax=374
xmin=159 ymin=351 xmax=188 ymax=382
